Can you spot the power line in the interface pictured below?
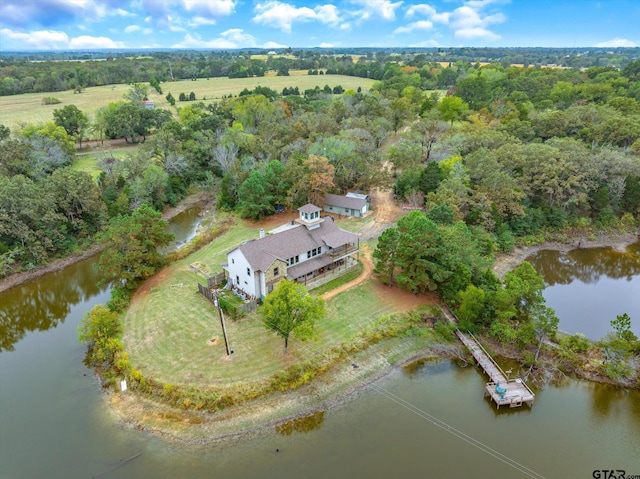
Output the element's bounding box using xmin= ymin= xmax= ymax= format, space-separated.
xmin=258 ymin=315 xmax=546 ymax=479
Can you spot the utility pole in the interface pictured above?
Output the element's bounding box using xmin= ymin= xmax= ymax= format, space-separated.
xmin=213 ymin=291 xmax=232 ymax=355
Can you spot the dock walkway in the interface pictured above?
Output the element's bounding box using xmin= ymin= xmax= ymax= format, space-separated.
xmin=441 ymin=305 xmax=535 ymax=409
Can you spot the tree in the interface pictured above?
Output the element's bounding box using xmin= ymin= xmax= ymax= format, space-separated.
xmin=238 ymin=171 xmax=274 ymax=219
xmin=292 ymin=155 xmax=335 ymax=206
xmin=413 ymin=118 xmax=449 ymax=163
xmin=610 ymin=313 xmax=638 ymax=343
xmin=53 ymin=104 xmax=89 ymax=148
xmin=373 ymin=227 xmax=399 ymax=285
xmin=437 ymin=96 xmax=469 ymax=125
xmin=261 ymin=279 xmax=324 ymax=352
xmin=124 ymin=83 xmax=148 ymax=103
xmin=394 ymin=211 xmax=446 ymax=293
xmin=166 ymin=92 xmax=176 ymax=106
xmin=457 ymin=284 xmax=487 ymax=329
xmin=97 ymin=204 xmax=174 ymax=289
xmin=78 ymin=304 xmax=122 ymax=365
xmin=0 ymin=124 xmax=10 ymax=141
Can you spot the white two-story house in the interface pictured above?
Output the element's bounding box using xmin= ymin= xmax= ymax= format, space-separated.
xmin=223 ymin=204 xmax=360 ymax=299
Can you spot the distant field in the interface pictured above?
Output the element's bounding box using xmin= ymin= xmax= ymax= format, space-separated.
xmin=0 ymin=71 xmax=375 ymax=129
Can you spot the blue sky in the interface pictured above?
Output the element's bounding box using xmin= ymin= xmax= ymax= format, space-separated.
xmin=0 ymin=0 xmax=638 ymax=51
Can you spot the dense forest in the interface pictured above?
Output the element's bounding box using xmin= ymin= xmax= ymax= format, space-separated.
xmin=1 ymin=53 xmax=639 ymax=287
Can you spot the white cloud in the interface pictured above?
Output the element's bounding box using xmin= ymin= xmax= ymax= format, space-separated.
xmin=124 ymin=25 xmax=141 ymax=33
xmin=319 ymin=42 xmax=338 ymax=47
xmin=188 ymin=16 xmax=217 ymax=27
xmin=68 ymin=35 xmax=126 ymax=49
xmin=114 ymin=8 xmax=135 ymax=17
xmin=394 ymin=20 xmax=433 ymax=34
xmin=262 ymin=40 xmax=288 ymax=49
xmin=406 ymin=4 xmax=435 ymax=17
xmin=409 ymin=39 xmax=440 ymax=47
xmin=0 ymin=28 xmax=69 ymax=50
xmin=350 ymin=0 xmax=403 ymax=22
xmin=340 ymin=23 xmax=352 ymax=31
xmin=594 ymin=38 xmax=638 ymax=47
xmin=449 ymin=3 xmax=504 ymax=40
xmin=455 ymin=27 xmax=500 ymax=40
xmin=182 ymin=0 xmax=236 ymax=17
xmin=0 ymin=28 xmax=124 ymax=50
xmin=315 ymin=5 xmax=341 ymax=25
xmin=173 ymin=29 xmax=257 ymax=49
xmin=404 ymin=0 xmax=504 ymax=41
xmin=253 ymin=1 xmax=342 ymax=32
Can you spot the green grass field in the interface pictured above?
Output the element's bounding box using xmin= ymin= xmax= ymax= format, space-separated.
xmin=0 ymin=71 xmax=375 ymax=129
xmin=122 ymin=216 xmax=413 ymax=390
xmin=73 ymin=147 xmax=136 ymax=178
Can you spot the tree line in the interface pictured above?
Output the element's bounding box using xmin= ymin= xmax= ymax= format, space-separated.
xmin=2 ymin=47 xmax=639 ymax=96
xmin=2 ymin=58 xmax=639 ymax=286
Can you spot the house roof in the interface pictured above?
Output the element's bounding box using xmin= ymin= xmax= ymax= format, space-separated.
xmin=236 ymin=218 xmax=359 ymax=272
xmin=346 ymin=192 xmax=370 ymax=201
xmin=324 ymin=193 xmax=367 ymax=211
xmin=298 ymin=203 xmax=321 ymax=214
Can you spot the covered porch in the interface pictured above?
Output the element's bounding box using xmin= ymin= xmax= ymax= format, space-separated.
xmin=288 ymin=255 xmax=360 ymax=290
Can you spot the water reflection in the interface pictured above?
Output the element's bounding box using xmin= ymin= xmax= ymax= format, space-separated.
xmin=0 ymin=205 xmax=202 ymax=353
xmin=527 ymin=244 xmax=640 ymax=286
xmin=0 ymin=259 xmax=106 ymax=352
xmin=527 ymin=243 xmax=640 ymax=339
xmin=275 ymin=411 xmax=325 ymax=436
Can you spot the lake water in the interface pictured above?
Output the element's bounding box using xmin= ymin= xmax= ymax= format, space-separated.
xmin=1 ymin=221 xmax=638 ymax=479
xmin=526 ymin=242 xmax=640 ymax=340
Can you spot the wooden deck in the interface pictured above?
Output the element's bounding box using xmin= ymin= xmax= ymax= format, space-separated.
xmin=441 ymin=305 xmax=535 ymax=409
xmin=455 ymin=330 xmax=535 ymax=408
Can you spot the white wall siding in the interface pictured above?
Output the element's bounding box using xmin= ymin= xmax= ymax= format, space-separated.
xmin=227 ymin=249 xmax=259 ymax=297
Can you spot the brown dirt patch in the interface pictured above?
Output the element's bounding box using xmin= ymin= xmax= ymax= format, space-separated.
xmin=372 ymin=282 xmax=439 ymax=312
xmin=246 ymin=210 xmax=299 ymax=230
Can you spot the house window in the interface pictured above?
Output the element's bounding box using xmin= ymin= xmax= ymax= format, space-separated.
xmin=287 ymin=255 xmax=299 ymax=266
xmin=235 ymin=275 xmax=239 ymax=284
xmin=247 ymin=267 xmax=251 ymax=276
xmin=232 ymin=258 xmax=235 ymax=264
xmin=274 ymin=267 xmax=279 ymax=276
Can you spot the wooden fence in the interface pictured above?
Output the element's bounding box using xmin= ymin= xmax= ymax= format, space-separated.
xmin=207 ymin=272 xmax=226 ymax=289
xmin=197 ymin=282 xmax=257 ymax=318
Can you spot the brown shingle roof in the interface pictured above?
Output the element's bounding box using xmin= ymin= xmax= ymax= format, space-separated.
xmin=237 ymin=219 xmax=359 ymax=271
xmin=324 ymin=193 xmax=367 ymax=211
xmin=298 ymin=203 xmax=321 ymax=214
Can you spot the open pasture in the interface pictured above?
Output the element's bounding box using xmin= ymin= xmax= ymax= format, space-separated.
xmin=0 ymin=71 xmax=375 ymax=129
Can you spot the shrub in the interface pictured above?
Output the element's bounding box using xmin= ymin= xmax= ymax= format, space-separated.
xmin=78 ymin=305 xmax=123 ymax=366
xmin=42 ymin=97 xmax=61 ymax=105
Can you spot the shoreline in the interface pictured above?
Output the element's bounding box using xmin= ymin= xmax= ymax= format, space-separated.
xmin=0 ymin=191 xmax=212 ymax=295
xmin=105 ymin=230 xmax=639 ymax=443
xmin=104 ymin=338 xmax=460 ymax=448
xmin=492 ymin=231 xmax=639 ymax=279
xmin=106 ymin=339 xmax=457 ymax=446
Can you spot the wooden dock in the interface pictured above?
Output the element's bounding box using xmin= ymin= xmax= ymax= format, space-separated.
xmin=441 ymin=306 xmax=535 ymax=409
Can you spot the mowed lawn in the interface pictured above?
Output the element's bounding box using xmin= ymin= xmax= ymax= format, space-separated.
xmin=73 ymin=147 xmax=137 ymax=178
xmin=0 ymin=71 xmax=375 ymax=129
xmin=122 ymin=215 xmax=404 ymax=390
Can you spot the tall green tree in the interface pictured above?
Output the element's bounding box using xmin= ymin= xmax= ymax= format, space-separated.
xmin=97 ymin=205 xmax=174 ymax=290
xmin=394 ymin=211 xmax=446 ymax=293
xmin=52 ymin=104 xmax=89 ymax=147
xmin=373 ymin=227 xmax=399 ymax=285
xmin=261 ymin=279 xmax=324 ymax=352
xmin=437 ymin=96 xmax=469 ymax=125
xmin=238 ymin=171 xmax=274 ymax=219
